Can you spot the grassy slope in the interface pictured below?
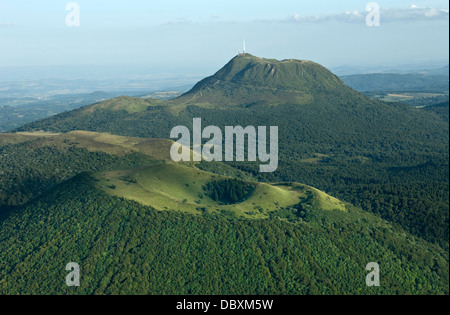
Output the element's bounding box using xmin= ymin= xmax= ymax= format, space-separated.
xmin=33 ymin=130 xmax=174 ymax=160
xmin=0 ymin=132 xmax=54 ymax=146
xmin=83 ymin=96 xmax=160 ymax=114
xmin=1 ymin=130 xmax=176 ymax=160
xmin=95 ymin=163 xmax=346 ymax=218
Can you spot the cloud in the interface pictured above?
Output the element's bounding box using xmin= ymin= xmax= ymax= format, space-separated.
xmin=163 ymin=16 xmax=237 ymax=26
xmin=160 ymin=6 xmax=448 ymax=27
xmin=0 ymin=22 xmax=12 ymax=27
xmin=384 ymin=6 xmax=449 ymax=22
xmin=165 ymin=18 xmax=192 ymax=25
xmin=259 ymin=6 xmax=449 ymax=24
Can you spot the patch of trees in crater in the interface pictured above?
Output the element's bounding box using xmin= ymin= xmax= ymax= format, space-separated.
xmin=203 ymin=178 xmax=256 ymax=205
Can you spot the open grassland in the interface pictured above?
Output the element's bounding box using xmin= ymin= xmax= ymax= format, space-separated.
xmin=4 ymin=130 xmax=175 ymax=160
xmin=0 ymin=133 xmax=43 ymax=146
xmin=95 ymin=163 xmax=346 ymax=218
xmin=83 ymin=96 xmax=162 ymax=114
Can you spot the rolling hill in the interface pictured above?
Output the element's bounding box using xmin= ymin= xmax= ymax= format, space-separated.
xmin=0 ymin=131 xmax=184 ymax=209
xmin=94 ymin=163 xmax=346 ymax=218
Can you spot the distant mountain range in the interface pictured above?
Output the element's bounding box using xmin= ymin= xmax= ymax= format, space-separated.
xmin=341 ymin=72 xmax=449 ymax=92
xmin=331 ymin=63 xmax=449 ymax=76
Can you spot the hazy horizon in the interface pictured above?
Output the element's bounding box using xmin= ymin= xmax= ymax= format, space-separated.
xmin=1 ymin=0 xmax=448 ymax=74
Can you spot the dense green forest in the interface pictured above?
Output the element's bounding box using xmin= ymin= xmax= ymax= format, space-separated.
xmin=0 ymin=141 xmax=158 ymax=209
xmin=204 ymin=179 xmax=256 ymax=204
xmin=424 ymin=101 xmax=449 ymax=122
xmin=0 ymin=174 xmax=447 ymax=295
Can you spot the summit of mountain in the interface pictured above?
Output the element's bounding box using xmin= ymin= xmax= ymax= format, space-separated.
xmin=173 ymin=54 xmax=352 ymax=107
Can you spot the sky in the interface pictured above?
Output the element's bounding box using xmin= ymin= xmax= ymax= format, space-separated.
xmin=0 ymin=0 xmax=448 ymax=75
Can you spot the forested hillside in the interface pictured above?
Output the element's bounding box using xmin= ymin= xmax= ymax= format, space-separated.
xmin=0 ymin=174 xmax=447 ymax=295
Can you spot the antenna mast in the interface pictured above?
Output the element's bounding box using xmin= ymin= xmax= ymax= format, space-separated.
xmin=238 ymin=40 xmax=247 ymax=57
